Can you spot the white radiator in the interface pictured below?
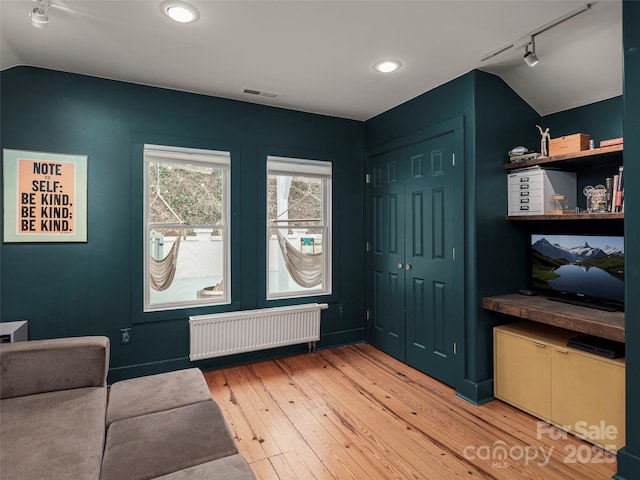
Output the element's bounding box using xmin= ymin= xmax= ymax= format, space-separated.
xmin=189 ymin=303 xmax=327 ymax=361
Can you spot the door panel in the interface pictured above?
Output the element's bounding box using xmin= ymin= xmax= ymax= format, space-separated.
xmin=369 ymin=148 xmax=405 ymax=360
xmin=405 ymin=133 xmax=456 ymax=386
xmin=409 ymin=277 xmax=425 ymax=349
xmin=411 ymin=191 xmax=424 ymax=257
xmin=432 ymin=188 xmax=446 ymax=259
xmin=432 ymin=281 xmax=446 ymax=356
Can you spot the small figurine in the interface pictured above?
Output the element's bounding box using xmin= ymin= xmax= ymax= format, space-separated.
xmin=536 ymin=125 xmax=550 ymax=157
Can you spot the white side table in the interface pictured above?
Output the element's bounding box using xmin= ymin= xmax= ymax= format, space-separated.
xmin=0 ymin=321 xmax=28 ymax=343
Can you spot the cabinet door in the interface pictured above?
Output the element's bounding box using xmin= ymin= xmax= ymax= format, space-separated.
xmin=551 ymin=349 xmax=625 ymax=452
xmin=369 ymin=148 xmax=406 ymax=361
xmin=405 ymin=133 xmax=456 ymax=386
xmin=494 ymin=330 xmax=552 ymax=420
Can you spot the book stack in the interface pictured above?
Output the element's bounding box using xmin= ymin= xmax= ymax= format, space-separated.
xmin=609 ymin=166 xmax=624 ymax=213
xmin=600 ymin=137 xmax=623 ymax=148
xmin=509 ymin=152 xmax=540 ymax=164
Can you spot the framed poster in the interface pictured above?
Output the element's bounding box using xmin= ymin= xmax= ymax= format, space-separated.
xmin=3 ymin=149 xmax=88 ymax=243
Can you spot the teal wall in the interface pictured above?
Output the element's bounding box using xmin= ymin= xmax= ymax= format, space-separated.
xmin=541 ymin=96 xmax=623 ymax=146
xmin=364 ymin=71 xmax=540 ymax=403
xmin=365 ymin=72 xmax=474 ymax=398
xmin=0 ymin=66 xmax=365 ymax=381
xmin=365 ymin=72 xmax=475 ymax=149
xmin=542 ymin=96 xmax=624 ymax=212
xmin=616 ymin=1 xmax=640 ymax=478
xmin=364 ymin=70 xmax=628 ymax=407
xmin=468 ymin=71 xmax=539 ymax=400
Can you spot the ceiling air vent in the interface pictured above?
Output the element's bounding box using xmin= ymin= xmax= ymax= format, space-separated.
xmin=242 ymin=88 xmax=280 ymax=99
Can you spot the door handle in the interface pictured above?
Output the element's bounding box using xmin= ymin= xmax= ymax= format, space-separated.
xmin=397 ymin=263 xmax=404 ymax=269
xmin=405 ymin=264 xmax=412 ymax=270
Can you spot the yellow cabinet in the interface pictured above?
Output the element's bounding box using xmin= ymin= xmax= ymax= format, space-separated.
xmin=494 ymin=328 xmax=552 ymax=419
xmin=551 ymin=347 xmax=625 ymax=451
xmin=494 ymin=322 xmax=625 ymax=453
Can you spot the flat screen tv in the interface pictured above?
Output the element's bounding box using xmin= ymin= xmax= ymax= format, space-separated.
xmin=530 ymin=234 xmax=624 ymax=311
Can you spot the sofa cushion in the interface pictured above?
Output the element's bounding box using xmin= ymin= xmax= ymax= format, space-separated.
xmin=152 ymin=454 xmax=255 ymax=479
xmin=106 ymin=368 xmax=212 ymax=427
xmin=101 ymin=400 xmax=238 ymax=480
xmin=0 ymin=387 xmax=106 ymax=480
xmin=0 ymin=336 xmax=109 ymax=399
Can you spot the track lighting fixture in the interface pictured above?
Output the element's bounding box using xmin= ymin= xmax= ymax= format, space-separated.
xmin=30 ymin=0 xmax=49 ymax=28
xmin=524 ymin=38 xmax=539 ymax=67
xmin=480 ymin=3 xmax=591 ymax=64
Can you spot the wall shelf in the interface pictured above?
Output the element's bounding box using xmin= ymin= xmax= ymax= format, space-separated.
xmin=506 ymin=212 xmax=624 ymax=221
xmin=505 ymin=144 xmax=623 ymax=170
xmin=483 ymin=294 xmax=624 ymax=343
xmin=506 ymin=144 xmax=623 ymax=220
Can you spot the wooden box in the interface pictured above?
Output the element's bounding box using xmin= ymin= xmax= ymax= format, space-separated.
xmin=549 ymin=133 xmax=590 ymax=156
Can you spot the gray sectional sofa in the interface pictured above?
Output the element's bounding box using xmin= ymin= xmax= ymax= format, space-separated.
xmin=0 ymin=336 xmax=255 ymax=480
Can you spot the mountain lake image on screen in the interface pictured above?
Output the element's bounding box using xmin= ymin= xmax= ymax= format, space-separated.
xmin=530 ymin=234 xmax=625 ymax=310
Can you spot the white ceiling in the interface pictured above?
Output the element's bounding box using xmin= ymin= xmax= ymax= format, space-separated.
xmin=0 ymin=0 xmax=622 ymax=121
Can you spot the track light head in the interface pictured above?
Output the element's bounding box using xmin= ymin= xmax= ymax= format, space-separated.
xmin=524 ymin=50 xmax=539 ymax=67
xmin=524 ymin=40 xmax=539 ymax=67
xmin=30 ymin=0 xmax=49 ymax=28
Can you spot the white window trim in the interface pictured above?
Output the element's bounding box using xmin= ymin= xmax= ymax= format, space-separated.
xmin=143 ymin=144 xmax=231 ymax=312
xmin=266 ymin=156 xmax=332 ymax=300
xmin=267 ymin=156 xmax=333 ymax=177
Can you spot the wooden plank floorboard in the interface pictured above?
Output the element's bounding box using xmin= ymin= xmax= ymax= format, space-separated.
xmin=348 ymin=344 xmax=617 ymax=480
xmin=321 ymin=349 xmax=565 ymax=480
xmin=347 ymin=344 xmax=617 ymax=480
xmin=246 ymin=362 xmax=336 ymax=480
xmin=204 ymin=344 xmax=617 ymax=479
xmin=277 ymin=354 xmax=457 ymax=480
xmin=314 ymin=349 xmax=507 ymax=478
xmin=330 ymin=347 xmax=612 ymax=480
xmin=280 ymin=352 xmax=487 ymax=479
xmin=272 ymin=362 xmax=389 ymax=479
xmin=205 ymin=369 xmax=270 ymax=463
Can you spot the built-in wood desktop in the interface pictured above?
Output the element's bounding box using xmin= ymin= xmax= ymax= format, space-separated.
xmin=482 ymin=294 xmax=624 ymax=343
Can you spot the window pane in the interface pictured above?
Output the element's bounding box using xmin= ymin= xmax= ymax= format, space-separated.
xmin=148 ymin=228 xmax=226 ymax=308
xmin=144 ymin=145 xmax=230 ymax=313
xmin=266 ymin=156 xmax=331 ymax=300
xmin=267 ymin=175 xmax=322 ymax=224
xmin=268 ymin=227 xmax=325 ymax=296
xmin=148 ymin=162 xmax=223 ymax=225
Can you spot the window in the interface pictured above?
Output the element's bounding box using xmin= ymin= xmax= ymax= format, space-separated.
xmin=267 ymin=156 xmax=332 ymax=299
xmin=144 ymin=145 xmax=230 ymax=311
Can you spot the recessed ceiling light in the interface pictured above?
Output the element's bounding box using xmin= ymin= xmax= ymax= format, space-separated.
xmin=374 ymin=60 xmax=402 ymax=73
xmin=160 ymin=1 xmax=200 ymax=23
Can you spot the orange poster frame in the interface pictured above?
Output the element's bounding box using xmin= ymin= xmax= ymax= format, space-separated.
xmin=3 ymin=149 xmax=88 ymax=243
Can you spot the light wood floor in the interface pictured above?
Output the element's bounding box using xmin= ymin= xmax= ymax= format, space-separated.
xmin=203 ymin=344 xmax=617 ymax=479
